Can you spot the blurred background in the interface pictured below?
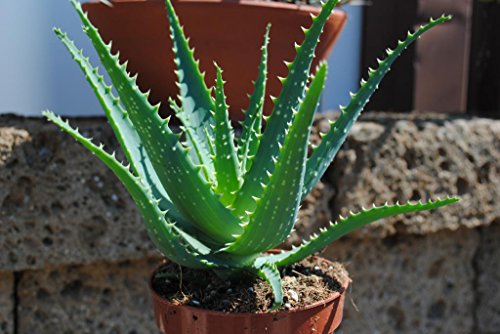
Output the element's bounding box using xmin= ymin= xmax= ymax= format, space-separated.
xmin=0 ymin=1 xmax=498 ymax=334
xmin=1 ymin=0 xmax=498 ymax=117
xmin=0 ymin=1 xmax=363 ymax=116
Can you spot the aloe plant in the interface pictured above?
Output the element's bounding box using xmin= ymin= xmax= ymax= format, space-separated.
xmin=44 ymin=0 xmax=457 ymax=309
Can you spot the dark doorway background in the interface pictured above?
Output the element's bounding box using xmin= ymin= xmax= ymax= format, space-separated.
xmin=361 ymin=0 xmax=499 ymax=118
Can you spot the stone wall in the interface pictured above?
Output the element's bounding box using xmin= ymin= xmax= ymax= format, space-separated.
xmin=0 ymin=113 xmax=498 ymax=333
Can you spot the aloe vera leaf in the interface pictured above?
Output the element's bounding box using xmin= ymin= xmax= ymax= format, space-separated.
xmin=52 ymin=27 xmax=193 ymax=227
xmin=43 ymin=111 xmax=215 ymax=269
xmin=169 ymin=98 xmax=212 ymax=182
xmin=224 ymin=63 xmax=327 ymax=255
xmin=238 ymin=24 xmax=270 ymax=174
xmin=263 ymin=198 xmax=460 ymax=267
xmin=213 ymin=64 xmax=241 ymax=206
xmin=256 ymin=262 xmax=283 ymax=310
xmin=164 ymin=0 xmax=216 ymax=178
xmin=72 ymin=0 xmax=242 ymax=244
xmin=302 ymin=15 xmax=452 ymax=198
xmin=231 ymin=0 xmax=340 ymax=216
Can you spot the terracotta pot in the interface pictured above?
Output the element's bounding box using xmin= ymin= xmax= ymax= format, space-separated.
xmin=82 ymin=0 xmax=347 ymax=120
xmin=149 ymin=255 xmax=349 ymax=334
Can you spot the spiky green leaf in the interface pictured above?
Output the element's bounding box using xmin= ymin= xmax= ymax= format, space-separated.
xmin=264 ymin=197 xmax=460 ymax=267
xmin=72 ymin=0 xmax=242 ymax=244
xmin=238 ymin=24 xmax=270 ymax=174
xmin=52 ymin=27 xmax=196 ymax=229
xmin=231 ymin=0 xmax=340 ymax=216
xmin=302 ymin=15 xmax=452 ymax=198
xmin=224 ymin=63 xmax=327 ymax=255
xmin=213 ymin=64 xmax=241 ymax=205
xmin=164 ymin=0 xmax=216 ymax=174
xmin=169 ymin=98 xmax=213 ymax=183
xmin=43 ymin=111 xmax=214 ymax=269
xmin=170 ymin=96 xmax=216 ymax=183
xmin=256 ymin=262 xmax=283 ymax=310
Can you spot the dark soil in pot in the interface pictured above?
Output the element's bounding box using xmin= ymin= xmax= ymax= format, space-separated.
xmin=151 ymin=255 xmax=349 ymax=313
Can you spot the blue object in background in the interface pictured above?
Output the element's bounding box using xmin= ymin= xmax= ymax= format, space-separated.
xmin=0 ymin=1 xmax=362 ymax=117
xmin=0 ymin=0 xmax=102 ymax=116
xmin=322 ymin=4 xmax=363 ymax=112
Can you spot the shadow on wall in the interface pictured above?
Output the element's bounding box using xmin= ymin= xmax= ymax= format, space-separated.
xmin=0 ymin=1 xmax=362 ymax=117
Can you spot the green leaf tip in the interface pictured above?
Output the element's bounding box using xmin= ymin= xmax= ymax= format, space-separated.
xmin=302 ymin=14 xmax=452 ymax=198
xmin=231 ymin=0 xmax=340 ymax=218
xmin=264 ymin=197 xmax=460 ymax=267
xmin=238 ymin=23 xmax=271 ymax=175
xmin=257 ymin=262 xmax=283 ymax=310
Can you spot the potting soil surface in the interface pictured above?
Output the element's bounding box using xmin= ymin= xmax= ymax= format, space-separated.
xmin=152 ymin=255 xmax=349 ymax=313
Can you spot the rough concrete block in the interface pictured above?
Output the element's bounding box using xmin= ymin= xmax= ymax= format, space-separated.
xmin=17 ymin=258 xmax=161 ymax=334
xmin=320 ymin=114 xmax=500 ymax=238
xmin=0 ymin=117 xmax=154 ymax=271
xmin=323 ymin=228 xmax=479 ymax=334
xmin=476 ymin=223 xmax=500 ymax=333
xmin=0 ymin=116 xmax=334 ymax=271
xmin=15 ymin=229 xmax=482 ymax=334
xmin=0 ymin=272 xmax=13 ymax=334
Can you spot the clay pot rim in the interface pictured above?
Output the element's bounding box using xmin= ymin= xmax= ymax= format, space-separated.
xmin=83 ymin=0 xmax=347 ymax=17
xmin=149 ymin=254 xmax=349 ymax=317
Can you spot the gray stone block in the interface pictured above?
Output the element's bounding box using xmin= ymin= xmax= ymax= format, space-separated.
xmin=1 ymin=111 xmax=499 ymax=334
xmin=476 ymin=223 xmax=500 ymax=333
xmin=0 ymin=272 xmax=13 ymax=334
xmin=0 ymin=117 xmax=155 ymax=272
xmin=322 ymin=115 xmax=500 ymax=238
xmin=324 ymin=228 xmax=479 ymax=334
xmin=14 ymin=229 xmax=483 ymax=334
xmin=17 ymin=258 xmax=161 ymax=334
